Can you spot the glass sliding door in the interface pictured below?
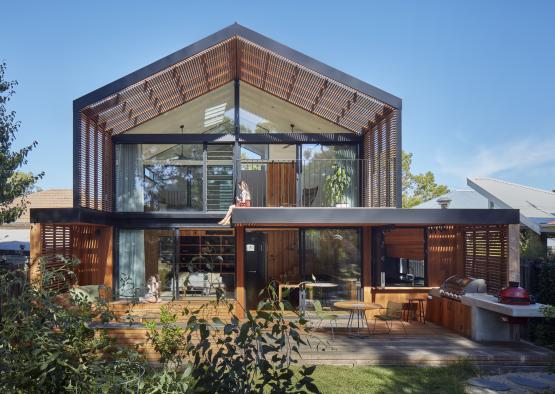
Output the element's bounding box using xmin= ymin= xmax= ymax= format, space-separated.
xmin=117 ymin=228 xmax=236 ymax=301
xmin=244 ymin=229 xmax=300 ymax=310
xmin=117 ymin=229 xmax=176 ymax=300
xmin=143 ymin=144 xmax=204 ymax=211
xmin=177 ymin=229 xmax=236 ymax=299
xmin=243 ymin=227 xmax=362 ymax=310
xmin=303 ymin=228 xmax=361 ymax=303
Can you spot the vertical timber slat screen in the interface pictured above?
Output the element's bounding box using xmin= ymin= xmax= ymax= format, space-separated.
xmin=464 ymin=225 xmax=508 ymax=294
xmin=36 ymin=224 xmax=112 ymax=291
xmin=427 ymin=225 xmax=465 ymax=287
xmin=362 ymin=109 xmax=399 ymax=207
xmin=78 ymin=114 xmax=114 ymax=211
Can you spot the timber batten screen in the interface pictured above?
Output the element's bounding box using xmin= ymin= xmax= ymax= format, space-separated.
xmin=78 ymin=114 xmax=114 ymax=211
xmin=30 ymin=223 xmax=113 ymax=291
xmin=464 ymin=225 xmax=508 ymax=295
xmin=74 ymin=31 xmax=401 ymax=210
xmin=362 ymin=109 xmax=400 ymax=207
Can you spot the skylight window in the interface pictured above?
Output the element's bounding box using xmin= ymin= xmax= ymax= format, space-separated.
xmin=204 ymin=103 xmax=227 ymax=128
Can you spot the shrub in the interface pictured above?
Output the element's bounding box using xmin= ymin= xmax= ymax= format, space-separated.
xmin=145 ymin=305 xmax=187 ymax=366
xmin=152 ymin=286 xmax=320 ymax=393
xmin=0 ymin=257 xmax=144 ymax=393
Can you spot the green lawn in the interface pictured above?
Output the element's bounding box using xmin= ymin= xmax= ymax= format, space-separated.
xmin=308 ymin=362 xmax=476 ymax=394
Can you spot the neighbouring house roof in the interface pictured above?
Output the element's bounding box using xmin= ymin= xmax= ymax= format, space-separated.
xmin=0 ymin=189 xmax=72 ymax=252
xmin=76 ymin=23 xmax=401 ymax=136
xmin=468 ymin=178 xmax=555 ymax=234
xmin=413 ymin=190 xmax=489 ymax=209
xmin=2 ymin=189 xmax=73 ymax=228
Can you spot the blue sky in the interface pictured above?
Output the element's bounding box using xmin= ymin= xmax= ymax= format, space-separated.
xmin=3 ymin=0 xmax=555 ymax=191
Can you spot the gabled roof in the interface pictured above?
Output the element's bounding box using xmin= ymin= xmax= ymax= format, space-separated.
xmin=2 ymin=189 xmax=73 ymax=228
xmin=413 ymin=189 xmax=489 ymax=209
xmin=468 ymin=178 xmax=555 ymax=234
xmin=75 ymin=23 xmax=401 ymax=135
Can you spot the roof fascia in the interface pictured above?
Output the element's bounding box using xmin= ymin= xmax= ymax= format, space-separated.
xmin=73 ymin=24 xmax=239 ymax=110
xmin=73 ymin=23 xmax=401 ymax=112
xmin=233 ymin=24 xmax=402 ymax=109
xmin=231 ymin=207 xmax=519 ymax=226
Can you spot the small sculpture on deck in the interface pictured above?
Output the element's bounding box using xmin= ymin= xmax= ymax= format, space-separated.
xmin=141 ymin=274 xmax=161 ymax=303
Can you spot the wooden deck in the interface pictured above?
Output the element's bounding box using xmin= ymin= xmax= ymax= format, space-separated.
xmin=299 ymin=324 xmax=554 ymax=367
xmin=99 ymin=301 xmax=554 ymax=367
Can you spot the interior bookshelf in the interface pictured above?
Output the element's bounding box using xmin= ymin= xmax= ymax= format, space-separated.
xmin=177 ymin=229 xmax=235 ymax=276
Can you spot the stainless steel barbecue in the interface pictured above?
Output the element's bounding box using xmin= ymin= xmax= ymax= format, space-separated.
xmin=439 ymin=275 xmax=487 ymax=301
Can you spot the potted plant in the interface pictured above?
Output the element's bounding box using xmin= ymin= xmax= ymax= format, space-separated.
xmin=324 ymin=164 xmax=351 ymax=207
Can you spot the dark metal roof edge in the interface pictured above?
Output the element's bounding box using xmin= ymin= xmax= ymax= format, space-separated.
xmin=30 ymin=208 xmax=112 ymax=225
xmin=30 ymin=208 xmax=226 ymax=226
xmin=73 ymin=23 xmax=401 ymax=111
xmin=73 ymin=24 xmax=239 ymax=109
xmin=233 ymin=24 xmax=402 ymax=109
xmin=231 ymin=208 xmax=520 ymax=225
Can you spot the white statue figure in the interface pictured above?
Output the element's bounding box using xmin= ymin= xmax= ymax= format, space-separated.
xmin=142 ymin=274 xmax=161 ymax=303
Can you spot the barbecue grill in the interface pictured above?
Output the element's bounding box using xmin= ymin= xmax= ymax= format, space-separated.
xmin=439 ymin=275 xmax=487 ymax=301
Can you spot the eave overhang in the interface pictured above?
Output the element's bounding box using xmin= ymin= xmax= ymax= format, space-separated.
xmin=74 ymin=23 xmax=401 ymax=136
xmin=231 ymin=208 xmax=520 ymax=226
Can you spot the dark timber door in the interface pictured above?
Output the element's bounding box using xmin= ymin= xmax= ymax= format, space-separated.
xmin=267 ymin=162 xmax=296 ymax=207
xmin=245 ymin=232 xmax=267 ymax=309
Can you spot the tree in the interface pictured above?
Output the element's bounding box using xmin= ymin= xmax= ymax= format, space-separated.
xmin=0 ymin=62 xmax=43 ymax=224
xmin=402 ymin=150 xmax=449 ymax=208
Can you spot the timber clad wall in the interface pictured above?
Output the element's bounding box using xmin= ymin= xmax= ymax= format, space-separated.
xmin=31 ymin=223 xmax=113 ymax=291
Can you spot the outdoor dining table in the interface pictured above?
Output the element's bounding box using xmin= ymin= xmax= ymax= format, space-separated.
xmin=299 ymin=282 xmax=338 ymax=314
xmin=333 ymin=301 xmax=383 ymax=336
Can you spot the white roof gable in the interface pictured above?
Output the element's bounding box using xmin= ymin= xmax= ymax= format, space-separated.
xmin=468 ymin=177 xmax=555 ymax=234
xmin=414 ymin=189 xmax=489 ymax=209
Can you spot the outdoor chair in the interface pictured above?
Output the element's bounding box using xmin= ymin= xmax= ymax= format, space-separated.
xmin=372 ymin=301 xmax=407 ymax=335
xmin=313 ymin=300 xmax=339 ymax=339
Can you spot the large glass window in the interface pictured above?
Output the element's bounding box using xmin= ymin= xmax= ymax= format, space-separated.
xmin=125 ymin=82 xmax=235 ymax=134
xmin=301 ymin=144 xmax=358 ymax=207
xmin=117 ymin=228 xmax=235 ymax=300
xmin=376 ymin=227 xmax=426 ymax=287
xmin=115 ymin=144 xmax=233 ymax=212
xmin=240 ymin=83 xmax=350 ymax=134
xmin=303 ymin=229 xmax=361 ymax=301
xmin=244 ymin=228 xmax=361 ymax=309
xmin=117 ymin=229 xmax=174 ymax=300
xmin=239 ymin=144 xmax=297 ymax=207
xmin=239 ymin=143 xmax=359 ymax=207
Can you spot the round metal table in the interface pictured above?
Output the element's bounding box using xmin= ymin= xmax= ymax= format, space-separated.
xmin=299 ymin=282 xmax=338 ymax=313
xmin=333 ymin=301 xmax=383 ymax=336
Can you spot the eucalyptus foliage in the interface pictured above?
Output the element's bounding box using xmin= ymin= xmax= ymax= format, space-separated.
xmin=0 ymin=62 xmax=43 ymax=224
xmin=145 ymin=287 xmax=321 ymax=393
xmin=0 ymin=258 xmax=144 ymax=393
